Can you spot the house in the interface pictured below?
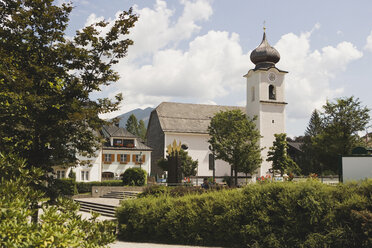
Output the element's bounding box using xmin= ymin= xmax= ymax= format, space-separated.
xmin=53 ymin=125 xmax=152 ymax=182
xmin=146 ymin=102 xmax=245 ymax=182
xmin=147 ymin=30 xmax=288 ymax=182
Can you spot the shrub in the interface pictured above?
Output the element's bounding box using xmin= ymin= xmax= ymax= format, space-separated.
xmin=50 ymin=178 xmax=78 ymax=196
xmin=122 ymin=168 xmax=147 ymax=186
xmin=117 ymin=180 xmax=372 ymax=247
xmin=0 ymin=153 xmax=116 ymax=247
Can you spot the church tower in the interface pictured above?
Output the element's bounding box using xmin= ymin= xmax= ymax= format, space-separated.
xmin=244 ymin=30 xmax=288 ymax=177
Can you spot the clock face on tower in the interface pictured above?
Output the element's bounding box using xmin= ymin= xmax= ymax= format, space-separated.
xmin=268 ymin=72 xmax=276 ymax=82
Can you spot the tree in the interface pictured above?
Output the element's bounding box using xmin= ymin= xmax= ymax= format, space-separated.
xmin=267 ymin=133 xmax=300 ymax=177
xmin=300 ymin=110 xmax=323 ymax=175
xmin=125 ymin=115 xmax=147 ymax=140
xmin=312 ymin=96 xmax=370 ymax=174
xmin=157 ymin=149 xmax=198 ymax=178
xmin=126 ymin=114 xmax=139 ymax=136
xmin=208 ymin=109 xmax=262 ymax=186
xmin=138 ymin=119 xmax=147 ymax=140
xmin=0 ymin=0 xmax=138 ymax=173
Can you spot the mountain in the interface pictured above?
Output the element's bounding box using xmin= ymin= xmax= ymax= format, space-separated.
xmin=114 ymin=107 xmax=154 ymax=128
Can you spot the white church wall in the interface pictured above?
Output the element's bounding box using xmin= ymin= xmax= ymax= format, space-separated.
xmin=259 ymin=103 xmax=286 ymax=175
xmin=164 ymin=132 xmax=232 ymax=178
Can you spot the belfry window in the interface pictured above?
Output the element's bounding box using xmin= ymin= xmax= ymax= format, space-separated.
xmin=269 ymin=85 xmax=276 ymax=100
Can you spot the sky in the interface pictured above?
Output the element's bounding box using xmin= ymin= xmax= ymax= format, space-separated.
xmin=61 ymin=0 xmax=372 ymax=137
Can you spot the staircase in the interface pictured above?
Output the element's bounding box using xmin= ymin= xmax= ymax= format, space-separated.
xmin=75 ymin=199 xmax=116 ymax=217
xmin=100 ymin=191 xmax=140 ymax=199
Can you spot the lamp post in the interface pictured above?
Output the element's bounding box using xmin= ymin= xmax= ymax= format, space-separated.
xmin=139 ymin=151 xmax=142 ymax=169
xmin=208 ymin=145 xmax=215 ymax=183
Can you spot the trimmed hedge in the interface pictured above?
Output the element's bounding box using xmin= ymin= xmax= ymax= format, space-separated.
xmin=138 ymin=184 xmax=226 ymax=198
xmin=117 ymin=180 xmax=372 ymax=247
xmin=76 ymin=180 xmax=123 ymax=193
xmin=51 ymin=178 xmax=78 ymax=196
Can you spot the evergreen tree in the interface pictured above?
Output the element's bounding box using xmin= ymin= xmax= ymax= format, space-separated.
xmin=208 ymin=109 xmax=262 ymax=186
xmin=138 ymin=119 xmax=147 ymax=140
xmin=300 ymin=110 xmax=323 ymax=174
xmin=0 ymin=0 xmax=138 ymax=172
xmin=126 ymin=114 xmax=139 ymax=136
xmin=267 ymin=133 xmax=300 ymax=176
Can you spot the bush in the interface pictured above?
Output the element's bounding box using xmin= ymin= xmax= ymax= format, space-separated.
xmin=76 ymin=180 xmax=123 ymax=193
xmin=117 ymin=180 xmax=372 ymax=247
xmin=0 ymin=153 xmax=116 ymax=247
xmin=122 ymin=168 xmax=147 ymax=186
xmin=51 ymin=178 xmax=78 ymax=196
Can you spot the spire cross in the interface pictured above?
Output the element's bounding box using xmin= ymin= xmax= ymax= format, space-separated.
xmin=263 ymin=20 xmax=266 ymax=33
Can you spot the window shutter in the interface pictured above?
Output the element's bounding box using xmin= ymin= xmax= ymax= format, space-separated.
xmin=117 ymin=154 xmax=120 ymax=162
xmin=111 ymin=154 xmax=115 ymax=162
xmin=132 ymin=155 xmax=136 ymax=163
xmin=126 ymin=154 xmax=130 ymax=162
xmin=142 ymin=155 xmax=146 ymax=162
xmin=102 ymin=154 xmax=105 ymax=162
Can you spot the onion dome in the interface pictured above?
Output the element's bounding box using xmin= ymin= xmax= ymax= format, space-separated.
xmin=250 ymin=31 xmax=280 ymax=70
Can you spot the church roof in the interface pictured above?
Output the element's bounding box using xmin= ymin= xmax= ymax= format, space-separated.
xmin=250 ymin=31 xmax=281 ymax=70
xmin=154 ymin=102 xmax=245 ymax=134
xmin=102 ymin=125 xmax=137 ymax=138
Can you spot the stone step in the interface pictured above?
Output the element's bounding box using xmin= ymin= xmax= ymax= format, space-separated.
xmin=100 ymin=191 xmax=140 ymax=199
xmin=75 ymin=200 xmax=116 ymax=217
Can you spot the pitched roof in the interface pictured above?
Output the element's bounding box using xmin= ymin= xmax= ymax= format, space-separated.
xmin=288 ymin=142 xmax=303 ymax=152
xmin=102 ymin=125 xmax=136 ymax=138
xmin=154 ymin=102 xmax=245 ymax=134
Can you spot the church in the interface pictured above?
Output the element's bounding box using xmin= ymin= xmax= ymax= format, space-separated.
xmin=146 ymin=30 xmax=287 ymax=183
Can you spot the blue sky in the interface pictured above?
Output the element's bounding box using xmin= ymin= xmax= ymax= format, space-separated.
xmin=62 ymin=0 xmax=372 ymax=136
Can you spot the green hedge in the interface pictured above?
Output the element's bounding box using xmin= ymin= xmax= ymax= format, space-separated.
xmin=76 ymin=180 xmax=123 ymax=193
xmin=117 ymin=180 xmax=372 ymax=247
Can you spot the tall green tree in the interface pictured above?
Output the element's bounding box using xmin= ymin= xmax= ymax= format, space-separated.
xmin=300 ymin=110 xmax=323 ymax=174
xmin=267 ymin=133 xmax=300 ymax=177
xmin=157 ymin=149 xmax=198 ymax=178
xmin=208 ymin=109 xmax=262 ymax=186
xmin=312 ymin=96 xmax=370 ymax=174
xmin=138 ymin=119 xmax=147 ymax=140
xmin=126 ymin=114 xmax=139 ymax=136
xmin=0 ymin=0 xmax=138 ymax=172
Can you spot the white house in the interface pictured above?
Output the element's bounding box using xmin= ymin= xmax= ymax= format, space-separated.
xmin=146 ymin=30 xmax=287 ymax=181
xmin=53 ymin=125 xmax=152 ymax=182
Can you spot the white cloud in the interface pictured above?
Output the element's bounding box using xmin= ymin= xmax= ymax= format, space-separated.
xmin=276 ymin=27 xmax=363 ymax=119
xmin=364 ymin=30 xmax=372 ymax=52
xmin=92 ymin=3 xmax=362 ymax=124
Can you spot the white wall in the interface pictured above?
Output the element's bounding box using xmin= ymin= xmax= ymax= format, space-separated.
xmin=342 ymin=156 xmax=372 ymax=182
xmin=164 ymin=132 xmax=232 ymax=178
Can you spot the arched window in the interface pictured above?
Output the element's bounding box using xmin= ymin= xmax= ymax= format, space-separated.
xmin=269 ymin=85 xmax=276 ymax=100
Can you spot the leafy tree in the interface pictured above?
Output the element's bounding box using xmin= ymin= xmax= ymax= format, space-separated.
xmin=126 ymin=114 xmax=139 ymax=136
xmin=312 ymin=96 xmax=370 ymax=174
xmin=157 ymin=149 xmax=198 ymax=178
xmin=0 ymin=153 xmax=116 ymax=247
xmin=267 ymin=133 xmax=300 ymax=176
xmin=0 ymin=0 xmax=137 ymax=173
xmin=208 ymin=109 xmax=262 ymax=186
